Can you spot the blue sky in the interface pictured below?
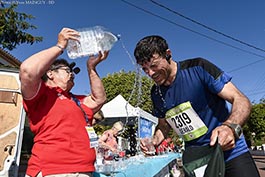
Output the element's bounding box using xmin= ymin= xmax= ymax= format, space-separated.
xmin=6 ymin=0 xmax=265 ymax=103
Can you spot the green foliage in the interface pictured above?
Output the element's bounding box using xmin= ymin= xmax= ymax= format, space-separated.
xmin=244 ymin=98 xmax=265 ymax=145
xmin=102 ymin=70 xmax=154 ymax=113
xmin=0 ymin=4 xmax=42 ymax=50
xmin=99 ymin=70 xmax=156 ymax=137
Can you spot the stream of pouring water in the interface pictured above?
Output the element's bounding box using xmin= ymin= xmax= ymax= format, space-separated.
xmin=120 ymin=38 xmax=143 ymax=127
xmin=119 ymin=38 xmax=144 ymax=156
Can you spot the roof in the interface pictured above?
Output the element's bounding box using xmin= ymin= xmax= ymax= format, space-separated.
xmin=0 ymin=48 xmax=21 ymax=67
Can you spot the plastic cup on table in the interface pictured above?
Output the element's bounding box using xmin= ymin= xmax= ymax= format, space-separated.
xmin=142 ymin=137 xmax=156 ymax=155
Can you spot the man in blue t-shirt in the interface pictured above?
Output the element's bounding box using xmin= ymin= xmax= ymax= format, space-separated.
xmin=134 ymin=35 xmax=260 ymax=177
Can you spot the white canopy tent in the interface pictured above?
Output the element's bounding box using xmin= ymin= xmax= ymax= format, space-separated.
xmin=100 ymin=94 xmax=158 ymax=138
xmin=101 ymin=94 xmax=136 ymax=119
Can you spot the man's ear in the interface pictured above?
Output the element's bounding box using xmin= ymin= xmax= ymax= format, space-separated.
xmin=166 ymin=49 xmax=172 ymax=59
xmin=165 ymin=49 xmax=172 ymax=63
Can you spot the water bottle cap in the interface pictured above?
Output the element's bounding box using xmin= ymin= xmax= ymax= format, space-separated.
xmin=116 ymin=34 xmax=121 ymax=40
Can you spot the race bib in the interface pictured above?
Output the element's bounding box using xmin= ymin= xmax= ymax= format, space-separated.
xmin=85 ymin=126 xmax=99 ymax=148
xmin=165 ymin=101 xmax=208 ymax=141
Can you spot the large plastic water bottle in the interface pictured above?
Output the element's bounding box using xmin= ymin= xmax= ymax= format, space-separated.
xmin=66 ymin=26 xmax=120 ymax=59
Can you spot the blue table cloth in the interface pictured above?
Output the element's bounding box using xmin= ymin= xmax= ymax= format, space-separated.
xmin=93 ymin=152 xmax=182 ymax=177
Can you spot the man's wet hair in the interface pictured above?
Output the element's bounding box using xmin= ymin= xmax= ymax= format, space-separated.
xmin=134 ymin=35 xmax=169 ymax=64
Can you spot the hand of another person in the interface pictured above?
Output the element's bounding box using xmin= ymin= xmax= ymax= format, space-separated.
xmin=57 ymin=28 xmax=80 ymax=49
xmin=140 ymin=137 xmax=156 ymax=155
xmin=210 ymin=124 xmax=236 ymax=151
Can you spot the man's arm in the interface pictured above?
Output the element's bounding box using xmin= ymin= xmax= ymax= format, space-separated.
xmin=153 ymin=118 xmax=171 ymax=146
xmin=218 ymin=82 xmax=251 ymax=125
xmin=210 ymin=82 xmax=251 ymax=150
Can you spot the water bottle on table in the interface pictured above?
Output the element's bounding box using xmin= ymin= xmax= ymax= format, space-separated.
xmin=96 ymin=147 xmax=106 ymax=168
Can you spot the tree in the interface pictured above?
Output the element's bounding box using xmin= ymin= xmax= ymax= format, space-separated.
xmin=102 ymin=69 xmax=154 ymax=112
xmin=244 ymin=99 xmax=265 ymax=146
xmin=98 ymin=70 xmax=154 ymax=146
xmin=0 ymin=3 xmax=42 ymax=50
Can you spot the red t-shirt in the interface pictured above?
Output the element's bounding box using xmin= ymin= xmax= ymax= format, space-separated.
xmin=23 ymin=82 xmax=95 ymax=177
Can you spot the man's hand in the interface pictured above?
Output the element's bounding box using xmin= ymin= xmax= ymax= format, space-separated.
xmin=210 ymin=125 xmax=236 ymax=151
xmin=140 ymin=137 xmax=156 ymax=155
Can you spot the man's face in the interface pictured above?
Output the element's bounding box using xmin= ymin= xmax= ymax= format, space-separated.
xmin=139 ymin=54 xmax=170 ymax=86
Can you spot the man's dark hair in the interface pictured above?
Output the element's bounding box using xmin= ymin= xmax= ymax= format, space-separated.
xmin=134 ymin=35 xmax=169 ymax=64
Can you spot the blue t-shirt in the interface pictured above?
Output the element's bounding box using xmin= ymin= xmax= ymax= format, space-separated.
xmin=151 ymin=57 xmax=248 ymax=161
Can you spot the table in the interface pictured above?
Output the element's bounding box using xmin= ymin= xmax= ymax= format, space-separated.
xmin=93 ymin=152 xmax=182 ymax=177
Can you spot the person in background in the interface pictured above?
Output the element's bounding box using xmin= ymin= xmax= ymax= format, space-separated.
xmin=98 ymin=121 xmax=124 ymax=154
xmin=19 ymin=27 xmax=109 ymax=177
xmin=134 ymin=35 xmax=260 ymax=177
